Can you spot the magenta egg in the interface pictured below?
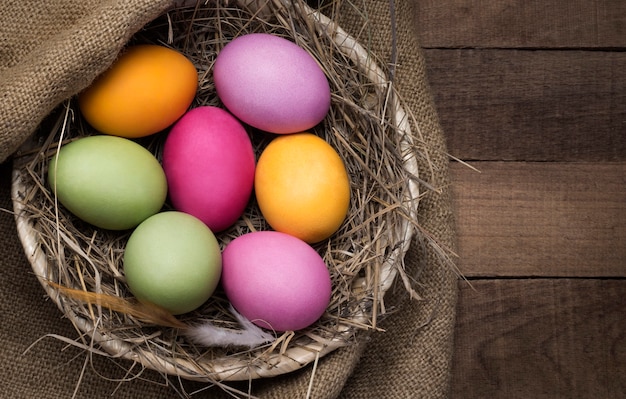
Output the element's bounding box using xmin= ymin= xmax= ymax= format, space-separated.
xmin=221 ymin=231 xmax=332 ymax=332
xmin=213 ymin=33 xmax=331 ymax=134
xmin=162 ymin=106 xmax=255 ymax=232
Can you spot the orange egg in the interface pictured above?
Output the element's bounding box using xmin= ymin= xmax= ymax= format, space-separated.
xmin=78 ymin=45 xmax=197 ymax=138
xmin=255 ymin=133 xmax=350 ymax=243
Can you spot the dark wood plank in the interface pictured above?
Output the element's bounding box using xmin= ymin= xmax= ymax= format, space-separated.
xmin=450 ymin=161 xmax=626 ymax=277
xmin=450 ymin=278 xmax=626 ymax=399
xmin=414 ymin=0 xmax=626 ymax=48
xmin=424 ymin=49 xmax=626 ymax=162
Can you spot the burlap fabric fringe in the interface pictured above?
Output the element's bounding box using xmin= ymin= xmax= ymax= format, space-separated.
xmin=0 ymin=0 xmax=458 ymax=398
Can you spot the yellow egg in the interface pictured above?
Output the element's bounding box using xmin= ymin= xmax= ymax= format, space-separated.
xmin=78 ymin=45 xmax=197 ymax=138
xmin=254 ymin=133 xmax=350 ymax=243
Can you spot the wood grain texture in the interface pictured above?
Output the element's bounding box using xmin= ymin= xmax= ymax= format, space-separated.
xmin=450 ymin=279 xmax=626 ymax=399
xmin=415 ymin=1 xmax=626 ymax=397
xmin=423 ymin=49 xmax=626 ymax=162
xmin=414 ymin=0 xmax=626 ymax=48
xmin=450 ymin=161 xmax=626 ymax=277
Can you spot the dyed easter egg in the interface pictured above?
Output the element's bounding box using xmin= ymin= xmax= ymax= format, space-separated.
xmin=221 ymin=231 xmax=332 ymax=332
xmin=78 ymin=45 xmax=197 ymax=138
xmin=162 ymin=106 xmax=255 ymax=231
xmin=124 ymin=211 xmax=222 ymax=315
xmin=254 ymin=133 xmax=350 ymax=243
xmin=214 ymin=33 xmax=331 ymax=134
xmin=47 ymin=135 xmax=167 ymax=230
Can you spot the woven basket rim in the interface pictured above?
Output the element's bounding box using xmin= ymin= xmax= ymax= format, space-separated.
xmin=11 ymin=0 xmax=420 ymax=382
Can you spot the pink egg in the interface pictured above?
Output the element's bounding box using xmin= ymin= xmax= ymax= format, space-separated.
xmin=214 ymin=33 xmax=331 ymax=134
xmin=162 ymin=106 xmax=255 ymax=232
xmin=221 ymin=231 xmax=332 ymax=332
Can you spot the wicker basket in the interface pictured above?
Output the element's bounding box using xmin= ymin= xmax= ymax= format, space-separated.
xmin=11 ymin=0 xmax=419 ymax=382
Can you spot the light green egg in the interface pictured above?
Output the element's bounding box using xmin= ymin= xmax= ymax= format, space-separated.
xmin=123 ymin=211 xmax=222 ymax=315
xmin=48 ymin=135 xmax=167 ymax=230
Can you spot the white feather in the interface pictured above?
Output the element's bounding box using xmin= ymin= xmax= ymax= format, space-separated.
xmin=185 ymin=306 xmax=276 ymax=348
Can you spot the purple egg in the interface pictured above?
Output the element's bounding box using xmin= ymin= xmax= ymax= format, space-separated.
xmin=221 ymin=231 xmax=332 ymax=332
xmin=214 ymin=33 xmax=331 ymax=134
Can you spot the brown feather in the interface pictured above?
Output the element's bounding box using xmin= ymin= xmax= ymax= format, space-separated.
xmin=48 ymin=281 xmax=188 ymax=329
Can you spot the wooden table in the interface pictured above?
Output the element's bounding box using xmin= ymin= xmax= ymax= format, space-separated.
xmin=415 ymin=1 xmax=626 ymax=397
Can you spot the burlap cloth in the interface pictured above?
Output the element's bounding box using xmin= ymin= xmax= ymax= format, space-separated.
xmin=0 ymin=0 xmax=458 ymax=397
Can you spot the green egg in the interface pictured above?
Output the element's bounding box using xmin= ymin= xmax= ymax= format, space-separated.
xmin=123 ymin=211 xmax=222 ymax=315
xmin=48 ymin=135 xmax=167 ymax=230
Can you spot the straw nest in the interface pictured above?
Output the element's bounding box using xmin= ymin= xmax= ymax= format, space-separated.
xmin=11 ymin=0 xmax=424 ymax=384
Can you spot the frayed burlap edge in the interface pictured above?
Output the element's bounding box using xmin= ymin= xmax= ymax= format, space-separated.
xmin=0 ymin=0 xmax=173 ymax=164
